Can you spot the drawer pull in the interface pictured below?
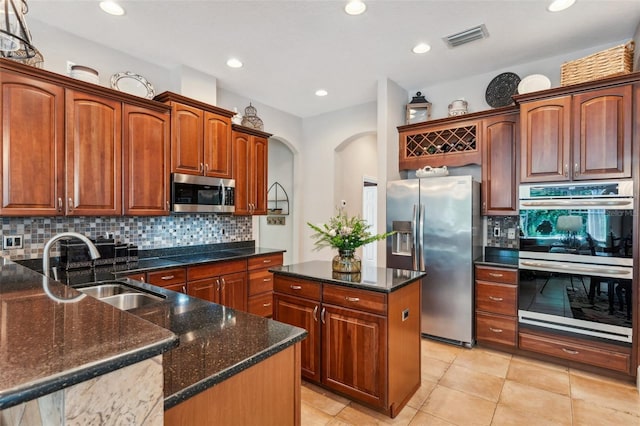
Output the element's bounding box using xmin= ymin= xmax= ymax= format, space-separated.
xmin=263 ymin=278 xmax=272 ymax=282
xmin=488 ymin=273 xmax=504 ymax=278
xmin=313 ymin=305 xmax=318 ymax=322
xmin=262 ymin=303 xmax=272 ymax=308
xmin=345 ymin=297 xmax=360 ymax=302
xmin=290 ymin=285 xmax=302 ymax=290
xmin=262 ymin=259 xmax=272 ymax=264
xmin=489 ymin=327 xmax=503 ymax=333
xmin=181 ymin=285 xmax=186 ymax=294
xmin=488 ymin=296 xmax=504 ymax=302
xmin=161 ymin=275 xmax=175 ymax=280
xmin=562 ymin=348 xmax=579 ymax=355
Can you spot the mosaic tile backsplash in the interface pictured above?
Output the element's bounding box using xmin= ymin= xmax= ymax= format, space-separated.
xmin=0 ymin=215 xmax=252 ymax=260
xmin=486 ymin=215 xmax=519 ymax=249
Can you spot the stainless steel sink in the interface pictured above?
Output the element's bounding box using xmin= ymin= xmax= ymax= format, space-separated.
xmin=75 ymin=281 xmax=165 ymax=310
xmin=99 ymin=293 xmax=164 ymax=310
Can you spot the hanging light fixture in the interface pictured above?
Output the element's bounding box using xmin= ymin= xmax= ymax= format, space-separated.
xmin=0 ymin=0 xmax=36 ymax=60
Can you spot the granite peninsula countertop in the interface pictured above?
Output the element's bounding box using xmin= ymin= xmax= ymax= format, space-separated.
xmin=270 ymin=261 xmax=426 ymax=292
xmin=7 ymin=243 xmax=305 ymax=411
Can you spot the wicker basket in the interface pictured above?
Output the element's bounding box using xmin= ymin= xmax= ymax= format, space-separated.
xmin=560 ymin=41 xmax=634 ymax=86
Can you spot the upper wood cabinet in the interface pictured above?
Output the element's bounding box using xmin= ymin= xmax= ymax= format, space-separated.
xmin=65 ymin=90 xmax=122 ymax=216
xmin=123 ymin=104 xmax=170 ymax=215
xmin=519 ymin=85 xmax=632 ymax=183
xmin=0 ymin=71 xmax=65 ymax=216
xmin=155 ymin=92 xmax=235 ymax=179
xmin=232 ymin=126 xmax=270 ymax=215
xmin=481 ymin=112 xmax=519 ymax=215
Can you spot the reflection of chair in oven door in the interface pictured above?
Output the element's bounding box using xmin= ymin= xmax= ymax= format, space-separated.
xmin=588 ymin=278 xmax=632 ymax=320
xmin=539 ymin=273 xmax=588 ymax=295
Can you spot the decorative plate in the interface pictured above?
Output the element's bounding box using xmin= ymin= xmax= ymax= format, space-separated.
xmin=485 ymin=72 xmax=520 ymax=107
xmin=110 ymin=71 xmax=155 ymax=99
xmin=517 ymin=74 xmax=551 ymax=94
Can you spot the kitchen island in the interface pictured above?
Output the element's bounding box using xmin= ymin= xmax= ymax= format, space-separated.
xmin=270 ymin=261 xmax=426 ymax=418
xmin=1 ymin=248 xmax=307 ymax=425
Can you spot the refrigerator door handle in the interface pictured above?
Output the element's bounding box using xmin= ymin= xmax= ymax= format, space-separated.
xmin=412 ymin=204 xmax=418 ymax=270
xmin=418 ymin=203 xmax=425 ymax=271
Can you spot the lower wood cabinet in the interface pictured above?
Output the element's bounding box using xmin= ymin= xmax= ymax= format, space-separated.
xmin=474 ymin=265 xmax=518 ymax=348
xmin=187 ymin=260 xmax=247 ymax=311
xmin=247 ymin=253 xmax=283 ymax=318
xmin=273 ymin=274 xmax=420 ymax=418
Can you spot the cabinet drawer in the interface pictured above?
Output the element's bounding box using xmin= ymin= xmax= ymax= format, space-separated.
xmin=274 ymin=276 xmax=321 ymax=301
xmin=147 ymin=268 xmax=186 ymax=287
xmin=247 ymin=253 xmax=283 ymax=271
xmin=476 ymin=281 xmax=517 ymax=316
xmin=187 ymin=259 xmax=246 ymax=281
xmin=476 ymin=312 xmax=517 ymax=347
xmin=123 ymin=272 xmax=147 ymax=283
xmin=519 ymin=332 xmax=631 ymax=374
xmin=475 ymin=266 xmax=517 ymax=284
xmin=322 ymin=284 xmax=386 ymax=315
xmin=249 ymin=269 xmax=274 ymax=296
xmin=248 ymin=293 xmax=273 ymax=317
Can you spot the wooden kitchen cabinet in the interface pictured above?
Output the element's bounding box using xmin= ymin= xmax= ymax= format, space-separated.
xmin=123 ymin=104 xmax=171 ymax=215
xmin=247 ymin=253 xmax=283 ymax=318
xmin=187 ymin=260 xmax=248 ymax=311
xmin=233 ymin=126 xmax=270 ymax=215
xmin=155 ymin=92 xmax=234 ymax=179
xmin=0 ymin=72 xmax=64 ymax=216
xmin=474 ymin=265 xmax=518 ymax=348
xmin=519 ymin=85 xmax=631 ymax=182
xmin=273 ymin=274 xmax=421 ymax=417
xmin=481 ymin=112 xmax=519 ymax=215
xmin=147 ymin=267 xmax=187 ymax=294
xmin=65 ymin=90 xmax=122 ymax=216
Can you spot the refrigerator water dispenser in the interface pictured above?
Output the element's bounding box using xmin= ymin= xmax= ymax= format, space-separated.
xmin=391 ymin=221 xmax=412 ymax=256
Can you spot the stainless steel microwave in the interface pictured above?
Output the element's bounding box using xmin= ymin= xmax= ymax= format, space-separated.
xmin=171 ymin=173 xmax=235 ymax=213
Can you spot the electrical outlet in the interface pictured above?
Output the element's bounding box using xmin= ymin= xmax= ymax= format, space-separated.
xmin=493 ymin=227 xmax=500 ymax=238
xmin=66 ymin=60 xmax=76 ymax=74
xmin=507 ymin=228 xmax=516 ymax=239
xmin=3 ymin=235 xmax=23 ymax=250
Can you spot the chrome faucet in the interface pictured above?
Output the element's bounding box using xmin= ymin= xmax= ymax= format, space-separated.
xmin=42 ymin=232 xmax=101 ymax=278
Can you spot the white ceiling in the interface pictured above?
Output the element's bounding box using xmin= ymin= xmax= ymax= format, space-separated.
xmin=26 ymin=0 xmax=640 ymax=118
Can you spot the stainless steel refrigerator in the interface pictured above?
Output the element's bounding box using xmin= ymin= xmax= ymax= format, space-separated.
xmin=386 ymin=175 xmax=481 ymax=347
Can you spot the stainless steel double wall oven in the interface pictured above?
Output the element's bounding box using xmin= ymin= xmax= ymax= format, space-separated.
xmin=518 ymin=180 xmax=633 ymax=344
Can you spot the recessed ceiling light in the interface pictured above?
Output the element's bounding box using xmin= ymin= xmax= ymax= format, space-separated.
xmin=99 ymin=1 xmax=125 ymax=16
xmin=547 ymin=0 xmax=576 ymax=12
xmin=315 ymin=89 xmax=328 ymax=97
xmin=345 ymin=1 xmax=366 ymax=16
xmin=412 ymin=43 xmax=431 ymax=54
xmin=226 ymin=58 xmax=243 ymax=68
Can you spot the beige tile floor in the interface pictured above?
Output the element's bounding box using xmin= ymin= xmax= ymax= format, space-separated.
xmin=300 ymin=338 xmax=640 ymax=425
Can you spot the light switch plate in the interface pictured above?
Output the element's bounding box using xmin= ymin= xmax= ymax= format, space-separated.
xmin=507 ymin=228 xmax=516 ymax=239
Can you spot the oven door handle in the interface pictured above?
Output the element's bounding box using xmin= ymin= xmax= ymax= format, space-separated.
xmin=520 ymin=261 xmax=630 ymax=275
xmin=520 ymin=200 xmax=632 ymax=208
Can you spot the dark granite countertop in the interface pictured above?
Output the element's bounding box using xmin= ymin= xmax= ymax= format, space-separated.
xmin=0 ymin=259 xmax=177 ymax=410
xmin=474 ymin=247 xmax=519 ymax=269
xmin=270 ymin=261 xmax=426 ymax=292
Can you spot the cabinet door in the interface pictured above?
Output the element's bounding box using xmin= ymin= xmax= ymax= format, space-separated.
xmin=322 ymin=304 xmax=386 ymax=408
xmin=188 ymin=278 xmax=217 ymax=303
xmin=273 ymin=293 xmax=321 ymax=382
xmin=0 ymin=72 xmax=64 ymax=215
xmin=171 ymin=102 xmax=203 ymax=175
xmin=482 ymin=113 xmax=518 ymax=215
xmin=66 ymin=90 xmax=122 ymax=216
xmin=520 ymin=96 xmax=571 ymax=182
xmin=220 ymin=271 xmax=247 ymax=311
xmin=203 ymin=111 xmax=232 ymax=178
xmin=232 ymin=131 xmax=251 ymax=215
xmin=250 ymin=136 xmax=268 ymax=215
xmin=572 ymin=86 xmax=632 ymax=180
xmin=123 ymin=105 xmax=170 ymax=215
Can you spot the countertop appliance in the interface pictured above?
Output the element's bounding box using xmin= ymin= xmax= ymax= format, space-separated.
xmin=386 ymin=175 xmax=481 ymax=347
xmin=171 ymin=173 xmax=235 ymax=213
xmin=518 ymin=180 xmax=633 ymax=343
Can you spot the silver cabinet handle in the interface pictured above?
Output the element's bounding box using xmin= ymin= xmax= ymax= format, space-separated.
xmin=68 ymin=197 xmax=73 ymax=212
xmin=488 ymin=296 xmax=504 ymax=302
xmin=290 ymin=285 xmax=302 ymax=290
xmin=562 ymin=348 xmax=579 ymax=355
xmin=181 ymin=285 xmax=186 ymax=293
xmin=161 ymin=275 xmax=175 ymax=280
xmin=564 ymin=164 xmax=569 ymax=177
xmin=57 ymin=197 xmax=63 ymax=212
xmin=263 ymin=278 xmax=272 ymax=282
xmin=166 ymin=201 xmax=170 ymax=211
xmin=345 ymin=296 xmax=360 ymax=302
xmin=489 ymin=327 xmax=503 ymax=333
xmin=313 ymin=305 xmax=318 ymax=322
xmin=221 ymin=277 xmax=226 ymax=290
xmin=488 ymin=273 xmax=503 ymax=278
xmin=262 ymin=259 xmax=272 ymax=264
xmin=574 ymin=163 xmax=579 ymax=177
xmin=216 ymin=278 xmax=221 ymax=291
xmin=321 ymin=307 xmax=326 ymax=324
xmin=262 ymin=302 xmax=272 ymax=308
xmin=199 ymin=163 xmax=204 ymax=173
xmin=205 ymin=163 xmax=209 ymax=173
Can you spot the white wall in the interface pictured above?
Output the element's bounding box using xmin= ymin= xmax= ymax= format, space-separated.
xmin=334 ymin=132 xmax=377 ymax=216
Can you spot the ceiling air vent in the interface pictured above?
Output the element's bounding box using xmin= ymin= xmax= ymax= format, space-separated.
xmin=443 ymin=24 xmax=489 ymax=48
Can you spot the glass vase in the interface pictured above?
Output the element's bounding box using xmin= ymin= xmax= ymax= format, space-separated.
xmin=332 ymin=249 xmax=361 ymax=273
